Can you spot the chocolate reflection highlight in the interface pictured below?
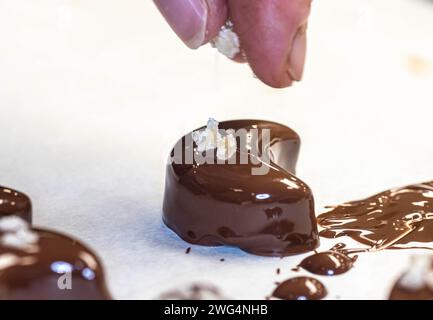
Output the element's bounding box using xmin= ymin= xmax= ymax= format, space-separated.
xmin=272 ymin=276 xmax=327 ymax=300
xmin=0 ymin=186 xmax=32 ymax=223
xmin=318 ymin=181 xmax=433 ymax=250
xmin=0 ymin=217 xmax=111 ymax=300
xmin=299 ymin=243 xmax=357 ymax=276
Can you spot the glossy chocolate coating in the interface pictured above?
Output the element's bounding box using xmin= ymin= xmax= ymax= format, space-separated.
xmin=163 ymin=120 xmax=319 ymax=256
xmin=0 ymin=186 xmax=32 ymax=223
xmin=272 ymin=277 xmax=327 ymax=300
xmin=299 ymin=245 xmax=356 ymax=276
xmin=389 ymin=280 xmax=433 ymax=300
xmin=389 ymin=256 xmax=433 ymax=300
xmin=318 ymin=181 xmax=433 ymax=250
xmin=0 ymin=228 xmax=111 ymax=300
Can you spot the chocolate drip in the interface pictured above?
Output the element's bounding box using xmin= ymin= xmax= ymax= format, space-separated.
xmin=272 ymin=277 xmax=327 ymax=300
xmin=0 ymin=186 xmax=32 ymax=223
xmin=299 ymin=243 xmax=357 ymax=276
xmin=0 ymin=227 xmax=111 ymax=300
xmin=317 ymin=181 xmax=433 ymax=250
xmin=163 ymin=120 xmax=319 ymax=257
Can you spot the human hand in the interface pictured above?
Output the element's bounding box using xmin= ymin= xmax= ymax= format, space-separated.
xmin=154 ymin=0 xmax=312 ymax=88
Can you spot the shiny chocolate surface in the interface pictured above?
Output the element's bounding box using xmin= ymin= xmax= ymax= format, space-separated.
xmin=318 ymin=181 xmax=433 ymax=250
xmin=163 ymin=120 xmax=319 ymax=256
xmin=0 ymin=186 xmax=32 ymax=223
xmin=272 ymin=276 xmax=327 ymax=300
xmin=0 ymin=224 xmax=111 ymax=300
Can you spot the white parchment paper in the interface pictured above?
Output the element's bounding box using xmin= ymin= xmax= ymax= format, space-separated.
xmin=0 ymin=0 xmax=432 ymax=299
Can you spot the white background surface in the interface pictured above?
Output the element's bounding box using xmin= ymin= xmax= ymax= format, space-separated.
xmin=0 ymin=0 xmax=432 ymax=299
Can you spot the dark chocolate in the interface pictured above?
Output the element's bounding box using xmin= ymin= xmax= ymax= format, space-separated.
xmin=163 ymin=120 xmax=319 ymax=256
xmin=0 ymin=186 xmax=32 ymax=223
xmin=0 ymin=221 xmax=111 ymax=300
xmin=389 ymin=281 xmax=433 ymax=300
xmin=389 ymin=256 xmax=433 ymax=300
xmin=272 ymin=276 xmax=327 ymax=300
xmin=318 ymin=181 xmax=433 ymax=250
xmin=299 ymin=243 xmax=357 ymax=276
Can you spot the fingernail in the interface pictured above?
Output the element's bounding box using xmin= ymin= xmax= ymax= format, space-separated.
xmin=287 ymin=24 xmax=308 ymax=81
xmin=154 ymin=0 xmax=207 ymax=49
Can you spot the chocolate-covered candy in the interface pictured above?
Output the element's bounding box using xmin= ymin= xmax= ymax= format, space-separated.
xmin=389 ymin=279 xmax=433 ymax=300
xmin=0 ymin=217 xmax=111 ymax=300
xmin=163 ymin=119 xmax=319 ymax=256
xmin=389 ymin=255 xmax=433 ymax=300
xmin=0 ymin=186 xmax=32 ymax=223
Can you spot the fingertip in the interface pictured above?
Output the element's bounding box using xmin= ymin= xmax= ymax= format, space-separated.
xmin=228 ymin=0 xmax=311 ymax=88
xmin=203 ymin=0 xmax=229 ymax=43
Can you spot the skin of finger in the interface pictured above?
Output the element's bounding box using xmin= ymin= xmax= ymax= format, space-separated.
xmin=203 ymin=0 xmax=229 ymax=44
xmin=228 ymin=0 xmax=312 ymax=88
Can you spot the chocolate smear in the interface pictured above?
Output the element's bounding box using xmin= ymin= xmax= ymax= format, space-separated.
xmin=318 ymin=181 xmax=433 ymax=251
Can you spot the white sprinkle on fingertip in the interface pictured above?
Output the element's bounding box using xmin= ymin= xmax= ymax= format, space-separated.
xmin=212 ymin=21 xmax=240 ymax=59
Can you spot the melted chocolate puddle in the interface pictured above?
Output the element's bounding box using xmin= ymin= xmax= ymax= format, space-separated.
xmin=272 ymin=277 xmax=327 ymax=300
xmin=299 ymin=243 xmax=357 ymax=276
xmin=317 ymin=181 xmax=433 ymax=250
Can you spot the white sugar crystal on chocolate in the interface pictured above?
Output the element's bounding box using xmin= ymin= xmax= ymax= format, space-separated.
xmin=0 ymin=253 xmax=20 ymax=269
xmin=192 ymin=118 xmax=237 ymax=160
xmin=192 ymin=118 xmax=220 ymax=152
xmin=0 ymin=216 xmax=39 ymax=250
xmin=217 ymin=133 xmax=237 ymax=160
xmin=0 ymin=216 xmax=28 ymax=232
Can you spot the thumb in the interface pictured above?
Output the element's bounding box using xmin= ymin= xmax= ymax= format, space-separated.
xmin=229 ymin=0 xmax=312 ymax=88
